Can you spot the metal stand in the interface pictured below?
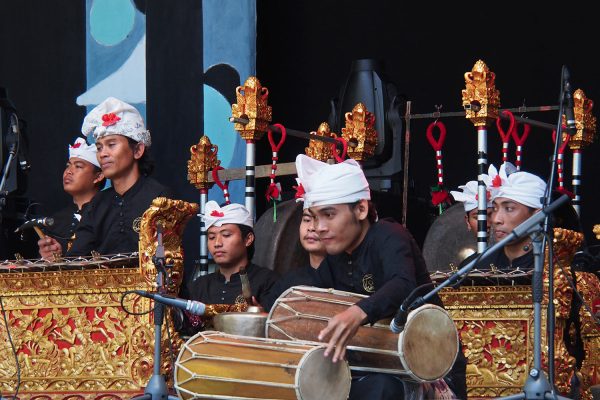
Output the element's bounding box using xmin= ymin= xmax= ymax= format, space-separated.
xmin=497 ymin=232 xmax=570 ymax=400
xmin=131 ymin=224 xmax=178 ymax=400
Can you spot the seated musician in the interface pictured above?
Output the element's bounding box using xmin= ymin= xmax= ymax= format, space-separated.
xmin=38 ymin=96 xmax=172 ymax=258
xmin=42 ymin=137 xmax=105 ymax=252
xmin=181 ymin=201 xmax=279 ymax=334
xmin=485 ymin=162 xmax=547 ymax=271
xmin=292 ymin=154 xmax=467 ymax=400
xmin=261 ymin=181 xmax=327 ymax=311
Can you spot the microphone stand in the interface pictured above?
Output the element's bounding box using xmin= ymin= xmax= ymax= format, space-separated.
xmin=0 ymin=127 xmax=18 ymax=218
xmin=407 ymin=194 xmax=571 ymax=400
xmin=131 ymin=224 xmax=178 ymax=400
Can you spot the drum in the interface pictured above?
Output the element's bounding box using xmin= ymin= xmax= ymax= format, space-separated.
xmin=266 ymin=286 xmax=458 ymax=383
xmin=175 ymin=330 xmax=351 ymax=400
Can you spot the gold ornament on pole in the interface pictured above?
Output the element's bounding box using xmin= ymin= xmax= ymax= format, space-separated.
xmin=566 ymin=89 xmax=597 ymax=150
xmin=341 ymin=103 xmax=377 ymax=161
xmin=187 ymin=135 xmax=220 ymax=191
xmin=462 ymin=59 xmax=501 ymax=127
xmin=306 ymin=122 xmax=338 ymax=161
xmin=231 ymin=76 xmax=273 ymax=141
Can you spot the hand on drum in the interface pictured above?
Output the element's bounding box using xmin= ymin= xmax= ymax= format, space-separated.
xmin=318 ymin=304 xmax=367 ymax=363
xmin=38 ymin=236 xmax=63 ymax=260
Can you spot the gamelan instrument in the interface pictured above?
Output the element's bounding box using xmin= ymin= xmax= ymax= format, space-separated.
xmin=266 ymin=286 xmax=459 ymax=383
xmin=174 ymin=330 xmax=351 ymax=400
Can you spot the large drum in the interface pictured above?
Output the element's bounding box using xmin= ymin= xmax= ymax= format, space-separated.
xmin=266 ymin=286 xmax=459 ymax=383
xmin=175 ymin=330 xmax=351 ymax=400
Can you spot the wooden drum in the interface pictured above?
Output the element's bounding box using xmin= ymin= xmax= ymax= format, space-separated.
xmin=266 ymin=286 xmax=458 ymax=383
xmin=175 ymin=330 xmax=351 ymax=400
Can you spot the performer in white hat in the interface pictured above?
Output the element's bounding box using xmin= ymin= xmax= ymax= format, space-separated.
xmin=39 ymin=97 xmax=172 ymax=259
xmin=450 ymin=179 xmax=493 ymax=238
xmin=178 ymin=201 xmax=278 ymax=335
xmin=293 ymin=154 xmax=467 ymax=400
xmin=486 ymin=162 xmax=547 ymax=270
xmin=38 ymin=137 xmax=105 ymax=252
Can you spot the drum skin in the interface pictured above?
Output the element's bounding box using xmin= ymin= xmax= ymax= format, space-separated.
xmin=175 ymin=331 xmax=351 ymax=400
xmin=253 ymin=199 xmax=309 ymax=275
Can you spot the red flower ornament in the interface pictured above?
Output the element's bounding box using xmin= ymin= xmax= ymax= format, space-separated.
xmin=102 ymin=112 xmax=121 ymax=127
xmin=210 ymin=210 xmax=224 ymax=217
xmin=492 ymin=175 xmax=502 ymax=188
xmin=293 ymin=183 xmax=305 ymax=199
xmin=70 ymin=142 xmax=82 ymax=149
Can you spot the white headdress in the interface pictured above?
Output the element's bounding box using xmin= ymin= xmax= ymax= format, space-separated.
xmin=68 ymin=137 xmax=100 ymax=168
xmin=201 ymin=201 xmax=253 ymax=229
xmin=488 ymin=162 xmax=546 ymax=209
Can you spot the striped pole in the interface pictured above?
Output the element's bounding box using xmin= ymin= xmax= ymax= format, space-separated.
xmin=199 ymin=189 xmax=209 ymax=276
xmin=477 ymin=126 xmax=488 ymax=253
xmin=245 ymin=140 xmax=256 ymax=218
xmin=572 ymin=150 xmax=582 ymax=215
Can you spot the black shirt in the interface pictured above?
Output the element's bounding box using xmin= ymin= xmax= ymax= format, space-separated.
xmin=262 ymin=263 xmax=320 ymax=311
xmin=45 ymin=202 xmax=90 ymax=251
xmin=314 ymin=220 xmax=442 ymax=324
xmin=189 ymin=263 xmax=279 ymax=305
xmin=68 ymin=176 xmax=172 ymax=256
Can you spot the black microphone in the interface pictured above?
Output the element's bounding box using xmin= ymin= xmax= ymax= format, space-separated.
xmin=563 ymin=66 xmax=577 ymax=135
xmin=134 ymin=290 xmax=206 ymax=316
xmin=389 ymin=282 xmax=432 ymax=334
xmin=14 ymin=217 xmax=54 ymax=233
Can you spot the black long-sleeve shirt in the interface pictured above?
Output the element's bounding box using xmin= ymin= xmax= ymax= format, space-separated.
xmin=45 ymin=202 xmax=90 ymax=251
xmin=314 ymin=219 xmax=442 ymax=324
xmin=68 ymin=176 xmax=172 ymax=256
xmin=262 ymin=263 xmax=320 ymax=311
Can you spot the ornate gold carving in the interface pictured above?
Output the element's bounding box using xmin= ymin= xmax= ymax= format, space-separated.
xmin=187 ymin=135 xmax=220 ymax=191
xmin=462 ymin=60 xmax=501 ymax=127
xmin=231 ymin=76 xmax=273 ymax=141
xmin=341 ymin=103 xmax=377 ymax=161
xmin=306 ymin=122 xmax=337 ymax=161
xmin=138 ymin=197 xmax=199 ymax=293
xmin=438 ymin=228 xmax=584 ymax=398
xmin=204 ymin=302 xmax=248 ymax=317
xmin=594 ymin=224 xmax=600 ymax=240
xmin=567 ymin=89 xmax=597 ymax=150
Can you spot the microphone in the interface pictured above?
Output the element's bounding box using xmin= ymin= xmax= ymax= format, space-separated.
xmin=389 ymin=282 xmax=433 ymax=334
xmin=9 ymin=113 xmax=30 ymax=172
xmin=14 ymin=217 xmax=54 ymax=233
xmin=134 ymin=290 xmax=206 ymax=316
xmin=562 ymin=66 xmax=577 ymax=135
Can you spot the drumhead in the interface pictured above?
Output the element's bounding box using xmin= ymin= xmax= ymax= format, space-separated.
xmin=296 ymin=346 xmax=351 ymax=400
xmin=213 ymin=311 xmax=268 ymax=338
xmin=398 ymin=304 xmax=458 ymax=382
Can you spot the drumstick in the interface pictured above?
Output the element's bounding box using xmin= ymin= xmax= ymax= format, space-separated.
xmin=239 ymin=266 xmax=253 ymax=305
xmin=33 ymin=226 xmax=46 ymax=239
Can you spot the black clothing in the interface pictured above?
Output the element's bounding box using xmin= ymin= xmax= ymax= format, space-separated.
xmin=68 ymin=176 xmax=172 ymax=256
xmin=189 ymin=262 xmax=279 ymax=305
xmin=314 ymin=220 xmax=443 ymax=324
xmin=45 ymin=202 xmax=89 ymax=251
xmin=262 ymin=263 xmax=320 ymax=311
xmin=457 ymin=248 xmax=534 ymax=286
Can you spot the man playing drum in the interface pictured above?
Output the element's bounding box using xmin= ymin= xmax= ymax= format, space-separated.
xmin=293 ymin=154 xmax=467 ymax=400
xmin=181 ymin=201 xmax=279 ymax=334
xmin=38 ymin=97 xmax=172 ymax=258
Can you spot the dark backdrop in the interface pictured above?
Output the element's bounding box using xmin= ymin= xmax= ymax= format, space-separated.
xmin=255 ymin=1 xmax=600 ymax=246
xmin=1 ymin=1 xmax=599 ymax=259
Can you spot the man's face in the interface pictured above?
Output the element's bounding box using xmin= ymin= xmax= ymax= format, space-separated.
xmin=491 ymin=197 xmax=536 ymax=243
xmin=299 ymin=210 xmax=325 ymax=255
xmin=95 ymin=135 xmax=143 ymax=180
xmin=465 ymin=207 xmax=493 ymax=236
xmin=62 ymin=157 xmax=103 ymax=197
xmin=308 ymin=201 xmax=367 ymax=255
xmin=207 ymin=224 xmax=252 ymax=268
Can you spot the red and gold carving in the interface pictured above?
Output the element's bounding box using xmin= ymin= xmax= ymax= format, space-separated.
xmin=462 ymin=59 xmax=501 ymax=127
xmin=566 ymin=88 xmax=597 ymax=151
xmin=231 ymin=76 xmax=273 ymax=141
xmin=187 ymin=135 xmax=220 ymax=191
xmin=306 ymin=122 xmax=337 ymax=162
xmin=575 ymin=271 xmax=600 ymax=399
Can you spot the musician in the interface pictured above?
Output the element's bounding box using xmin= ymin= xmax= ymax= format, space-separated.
xmin=262 ymin=198 xmax=327 ymax=311
xmin=182 ymin=201 xmax=279 ymax=333
xmin=43 ymin=137 xmax=105 ymax=251
xmin=294 ymin=154 xmax=467 ymax=400
xmin=38 ymin=97 xmax=172 ymax=258
xmin=485 ymin=162 xmax=547 ymax=271
xmin=450 ymin=179 xmax=493 ymax=238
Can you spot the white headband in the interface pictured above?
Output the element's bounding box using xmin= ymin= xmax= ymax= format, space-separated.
xmin=489 ymin=162 xmax=546 ymax=209
xmin=450 ymin=180 xmax=492 ymax=212
xmin=295 ymin=154 xmax=370 ymax=209
xmin=81 ymin=96 xmax=151 ymax=147
xmin=201 ymin=201 xmax=253 ymax=229
xmin=68 ymin=137 xmax=100 ymax=168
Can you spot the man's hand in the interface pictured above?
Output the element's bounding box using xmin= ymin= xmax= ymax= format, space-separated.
xmin=318 ymin=304 xmax=367 ymax=363
xmin=38 ymin=236 xmax=63 ymax=260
